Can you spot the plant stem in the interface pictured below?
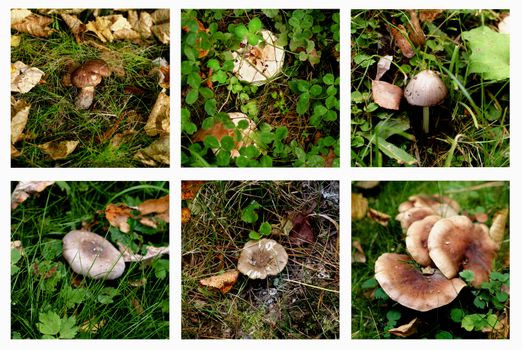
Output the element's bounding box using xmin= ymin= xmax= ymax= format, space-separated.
xmin=422 ymin=106 xmax=430 ymax=133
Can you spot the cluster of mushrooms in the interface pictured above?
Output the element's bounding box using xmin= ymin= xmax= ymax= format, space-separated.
xmin=375 ymin=194 xmax=499 ymax=312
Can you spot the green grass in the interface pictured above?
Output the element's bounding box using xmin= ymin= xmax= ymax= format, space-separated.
xmin=11 ymin=181 xmax=169 ymax=339
xmin=352 ymin=181 xmax=509 ymax=339
xmin=351 ymin=10 xmax=509 ymax=167
xmin=11 ymin=10 xmax=168 ymax=167
xmin=182 ymin=181 xmax=339 ymax=338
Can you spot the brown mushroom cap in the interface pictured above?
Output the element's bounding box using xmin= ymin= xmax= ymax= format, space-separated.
xmin=237 ymin=238 xmax=288 ymax=279
xmin=396 ymin=194 xmax=459 ymax=231
xmin=428 ymin=215 xmax=498 ymax=287
xmin=375 ymin=253 xmax=466 ymax=312
xmin=396 ymin=207 xmax=436 ymax=231
xmin=62 ymin=230 xmax=125 ymax=280
xmin=70 ymin=59 xmax=110 ymax=109
xmin=405 ymin=215 xmax=441 ymax=266
xmin=404 ymin=70 xmax=448 ymax=107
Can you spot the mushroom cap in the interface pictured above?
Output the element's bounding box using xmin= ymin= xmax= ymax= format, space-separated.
xmin=404 ymin=70 xmax=448 ymax=106
xmin=428 ymin=215 xmax=498 ymax=287
xmin=62 ymin=230 xmax=125 ymax=280
xmin=375 ymin=253 xmax=466 ymax=312
xmin=237 ymin=238 xmax=288 ymax=279
xmin=405 ymin=215 xmax=441 ymax=266
xmin=396 ymin=194 xmax=459 ymax=231
xmin=71 ymin=59 xmax=110 ymax=88
xmin=396 ymin=206 xmax=436 ymax=231
xmin=232 ymin=29 xmax=285 ymax=86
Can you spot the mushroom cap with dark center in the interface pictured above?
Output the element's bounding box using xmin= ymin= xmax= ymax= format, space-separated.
xmin=237 ymin=238 xmax=288 ymax=279
xmin=428 ymin=215 xmax=498 ymax=287
xmin=62 ymin=230 xmax=125 ymax=280
xmin=375 ymin=253 xmax=466 ymax=312
xmin=404 ymin=70 xmax=448 ymax=107
xmin=405 ymin=215 xmax=441 ymax=266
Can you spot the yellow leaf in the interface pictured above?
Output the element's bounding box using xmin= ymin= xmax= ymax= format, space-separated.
xmin=199 ymin=270 xmax=239 ymax=294
xmin=38 ymin=140 xmax=79 ymax=160
xmin=352 ymin=193 xmax=368 ymax=220
xmin=388 ymin=318 xmax=418 ymax=337
xmin=11 ymin=97 xmax=30 ymax=144
xmin=144 ymin=92 xmax=170 ymax=136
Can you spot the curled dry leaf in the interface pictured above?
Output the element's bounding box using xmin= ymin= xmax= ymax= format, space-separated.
xmin=79 ymin=319 xmax=107 ymax=334
xmin=61 ymin=13 xmax=86 ymax=43
xmin=106 ymin=195 xmax=169 ymax=233
xmin=352 ymin=240 xmax=366 ymax=263
xmin=289 ymin=211 xmax=315 ymax=245
xmin=12 ymin=181 xmax=54 ymax=209
xmin=134 ymin=134 xmax=170 ymax=166
xmin=375 ymin=55 xmax=393 ymax=81
xmin=151 ymin=57 xmax=169 ymax=88
xmin=11 ymin=12 xmax=54 ymax=37
xmin=352 ymin=193 xmax=368 ymax=220
xmin=38 ymin=140 xmax=79 ymax=160
xmin=419 ymin=10 xmax=444 ymax=23
xmin=367 ymin=207 xmax=390 ymax=226
xmin=144 ymin=92 xmax=170 ymax=136
xmin=105 ymin=203 xmax=133 ymax=233
xmin=11 ymin=61 xmax=45 ymax=93
xmin=11 ymin=9 xmax=33 ymax=24
xmin=390 ymin=24 xmax=414 ymax=58
xmin=11 ymin=97 xmax=30 ymax=145
xmin=199 ymin=270 xmax=239 ymax=294
xmin=138 ymin=194 xmax=169 ymax=216
xmin=388 ymin=318 xmax=419 ymax=337
xmin=131 ymin=298 xmax=145 ymax=315
xmin=271 ymin=215 xmax=294 ymax=236
xmin=181 ymin=181 xmax=206 ymax=200
xmin=407 ymin=10 xmax=426 ymax=47
xmin=372 ymin=80 xmax=403 ymax=110
xmin=181 ymin=207 xmax=191 ymax=224
xmin=490 ymin=208 xmax=509 ymax=246
xmin=152 ymin=23 xmax=170 ymax=44
xmin=118 ymin=242 xmax=169 ymax=262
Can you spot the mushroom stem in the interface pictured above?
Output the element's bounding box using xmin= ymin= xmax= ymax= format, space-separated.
xmin=422 ymin=106 xmax=430 ymax=133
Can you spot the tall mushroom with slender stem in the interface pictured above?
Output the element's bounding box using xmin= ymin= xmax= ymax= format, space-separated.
xmin=404 ymin=70 xmax=447 ymax=133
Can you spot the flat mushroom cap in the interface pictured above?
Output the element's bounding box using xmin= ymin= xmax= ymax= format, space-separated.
xmin=375 ymin=253 xmax=466 ymax=312
xmin=237 ymin=238 xmax=288 ymax=279
xmin=405 ymin=215 xmax=441 ymax=266
xmin=232 ymin=29 xmax=285 ymax=86
xmin=404 ymin=70 xmax=448 ymax=107
xmin=428 ymin=216 xmax=498 ymax=287
xmin=63 ymin=230 xmax=125 ymax=280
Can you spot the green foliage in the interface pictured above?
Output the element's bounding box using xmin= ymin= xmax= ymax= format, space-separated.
xmin=11 ymin=248 xmax=21 ymax=275
xmin=152 ymin=259 xmax=169 ymax=279
xmin=241 ymin=200 xmax=261 ymax=224
xmin=97 ymin=287 xmax=120 ymax=305
xmin=37 ymin=311 xmax=78 ymax=339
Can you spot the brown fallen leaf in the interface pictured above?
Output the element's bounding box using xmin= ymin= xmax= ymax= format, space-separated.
xmin=118 ymin=243 xmax=169 ymax=262
xmin=38 ymin=140 xmax=79 ymax=160
xmin=367 ymin=207 xmax=390 ymax=226
xmin=199 ymin=270 xmax=239 ymax=294
xmin=134 ymin=135 xmax=170 ymax=166
xmin=144 ymin=92 xmax=170 ymax=136
xmin=105 ymin=203 xmax=133 ymax=233
xmin=152 ymin=23 xmax=170 ymax=44
xmin=150 ymin=9 xmax=170 ymax=25
xmin=11 ymin=97 xmax=30 ymax=144
xmin=139 ymin=194 xmax=169 ymax=216
xmin=151 ymin=57 xmax=169 ymax=89
xmin=131 ymin=298 xmax=145 ymax=315
xmin=11 ymin=61 xmax=45 ymax=93
xmin=407 ymin=10 xmax=426 ymax=47
xmin=32 ymin=262 xmax=58 ymax=279
xmin=289 ymin=211 xmax=315 ymax=245
xmin=390 ymin=24 xmax=414 ymax=58
xmin=129 ymin=277 xmax=147 ymax=287
xmin=181 ymin=207 xmax=191 ymax=224
xmin=61 ymin=13 xmax=86 ymax=43
xmin=79 ymin=318 xmax=107 ymax=334
xmin=352 ymin=240 xmax=366 ymax=263
xmin=271 ymin=215 xmax=294 ymax=236
xmin=352 ymin=193 xmax=368 ymax=220
xmin=490 ymin=208 xmax=509 ymax=247
xmin=11 ymin=181 xmax=54 ymax=209
xmin=388 ymin=318 xmax=419 ymax=337
xmin=372 ymin=80 xmax=403 ymax=110
xmin=11 ymin=9 xmax=33 ymax=24
xmin=419 ymin=10 xmax=444 ymax=23
xmin=11 ymin=13 xmax=54 ymax=37
xmin=181 ymin=181 xmax=206 ymax=200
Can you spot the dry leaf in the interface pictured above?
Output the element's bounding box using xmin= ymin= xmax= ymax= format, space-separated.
xmin=38 ymin=140 xmax=79 ymax=160
xmin=144 ymin=92 xmax=170 ymax=136
xmin=352 ymin=240 xmax=366 ymax=263
xmin=105 ymin=203 xmax=133 ymax=233
xmin=131 ymin=298 xmax=144 ymax=315
xmin=388 ymin=318 xmax=418 ymax=337
xmin=375 ymin=55 xmax=393 ymax=81
xmin=150 ymin=9 xmax=170 ymax=24
xmin=372 ymin=80 xmax=403 ymax=110
xmin=129 ymin=277 xmax=147 ymax=287
xmin=271 ymin=215 xmax=294 ymax=236
xmin=407 ymin=10 xmax=426 ymax=47
xmin=119 ymin=243 xmax=169 ymax=262
xmin=367 ymin=207 xmax=390 ymax=226
xmin=181 ymin=207 xmax=191 ymax=224
xmin=11 ymin=181 xmax=54 ymax=209
xmin=390 ymin=24 xmax=414 ymax=58
xmin=11 ymin=61 xmax=45 ymax=93
xmin=11 ymin=97 xmax=30 ymax=144
xmin=61 ymin=13 xmax=86 ymax=43
xmin=199 ymin=270 xmax=239 ymax=294
xmin=134 ymin=134 xmax=170 ymax=166
xmin=151 ymin=57 xmax=169 ymax=88
xmin=11 ymin=13 xmax=54 ymax=37
xmin=352 ymin=193 xmax=368 ymax=220
xmin=181 ymin=181 xmax=206 ymax=200
xmin=152 ymin=23 xmax=170 ymax=44
xmin=289 ymin=211 xmax=315 ymax=245
xmin=11 ymin=9 xmax=33 ymax=24
xmin=139 ymin=194 xmax=169 ymax=215
xmin=490 ymin=208 xmax=509 ymax=246
xmin=11 ymin=35 xmax=21 ymax=47
xmin=419 ymin=10 xmax=444 ymax=23
xmin=135 ymin=11 xmax=154 ymax=38
xmin=79 ymin=319 xmax=106 ymax=334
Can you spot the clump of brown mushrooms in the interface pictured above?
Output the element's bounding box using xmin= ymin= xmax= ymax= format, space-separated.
xmin=69 ymin=59 xmax=110 ymax=109
xmin=237 ymin=238 xmax=288 ymax=279
xmin=375 ymin=194 xmax=501 ymax=311
xmin=62 ymin=229 xmax=125 ymax=280
xmin=404 ymin=69 xmax=447 ymax=133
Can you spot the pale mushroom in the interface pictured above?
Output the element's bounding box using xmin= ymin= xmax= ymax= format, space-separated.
xmin=404 ymin=70 xmax=448 ymax=133
xmin=62 ymin=229 xmax=125 ymax=280
xmin=375 ymin=253 xmax=466 ymax=311
xmin=237 ymin=238 xmax=288 ymax=279
xmin=405 ymin=215 xmax=441 ymax=266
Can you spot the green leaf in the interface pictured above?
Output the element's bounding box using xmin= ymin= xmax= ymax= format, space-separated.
xmin=203 ymin=135 xmax=220 ymax=149
xmin=460 ymin=270 xmax=475 ymax=283
xmin=361 ymin=277 xmax=378 ymax=289
xmin=207 ymin=59 xmax=220 ymax=70
xmin=220 ymin=135 xmax=235 ymax=151
xmin=248 ymin=17 xmax=263 ymax=33
xmin=244 ymin=145 xmax=260 ymax=159
xmin=259 ymin=155 xmax=273 ymax=167
xmin=461 ymin=26 xmax=509 ymax=80
xmin=309 ymin=84 xmax=322 ymax=96
xmin=386 ymin=310 xmax=401 ymax=322
xmin=181 ymin=61 xmax=194 ymax=75
xmin=213 ymin=70 xmax=228 ymax=83
xmin=261 ymin=9 xmax=279 ymax=18
xmin=11 ymin=248 xmax=21 ymax=265
xmin=97 ymin=287 xmax=119 ymax=304
xmin=59 ymin=316 xmax=78 ymax=339
xmin=241 ymin=200 xmax=260 ymax=223
xmin=275 ymin=126 xmax=288 ymax=140
xmin=362 ymin=133 xmax=417 ymax=165
xmin=435 ymin=331 xmax=453 ymax=339
xmin=496 ymin=291 xmax=509 ymax=303
xmin=153 ymin=259 xmax=169 ymax=279
xmin=41 ymin=240 xmax=62 ymax=260
xmin=374 ymin=287 xmax=389 ymax=300
xmin=259 ymin=222 xmax=272 ymax=235
xmin=450 ymin=308 xmax=464 ymax=322
xmin=187 ymin=72 xmax=201 ymax=89
xmin=247 ymin=33 xmax=261 ymax=46
xmin=322 ymin=73 xmax=335 ymax=85
xmin=234 ymin=24 xmax=249 ymax=38
xmin=313 ymin=104 xmax=328 ymax=116
xmin=61 ymin=285 xmax=87 ymax=308
xmin=298 ymin=51 xmax=308 ymax=61
xmin=296 ymin=93 xmax=310 ymax=115
xmin=37 ymin=311 xmax=61 ymax=336
xmin=249 ymin=231 xmax=261 ymax=240
xmin=216 ymin=150 xmax=231 ymax=166
xmin=185 ymin=88 xmax=199 ymax=105
xmin=204 ymin=99 xmax=217 ymax=116
xmin=199 ymin=87 xmax=214 ymax=100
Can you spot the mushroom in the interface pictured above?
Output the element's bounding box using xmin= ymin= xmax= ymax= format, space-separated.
xmin=62 ymin=229 xmax=125 ymax=280
xmin=404 ymin=70 xmax=447 ymax=133
xmin=70 ymin=59 xmax=110 ymax=109
xmin=428 ymin=216 xmax=498 ymax=287
xmin=237 ymin=238 xmax=288 ymax=279
xmin=232 ymin=29 xmax=284 ymax=86
xmin=396 ymin=207 xmax=436 ymax=231
xmin=375 ymin=253 xmax=466 ymax=312
xmin=396 ymin=194 xmax=459 ymax=231
xmin=405 ymin=215 xmax=440 ymax=266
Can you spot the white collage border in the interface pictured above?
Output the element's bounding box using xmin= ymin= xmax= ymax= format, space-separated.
xmin=2 ymin=0 xmax=519 ymax=349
